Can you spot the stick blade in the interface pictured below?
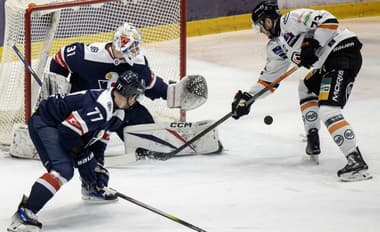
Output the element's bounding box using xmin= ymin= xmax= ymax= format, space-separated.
xmin=135 ymin=147 xmax=172 ymax=160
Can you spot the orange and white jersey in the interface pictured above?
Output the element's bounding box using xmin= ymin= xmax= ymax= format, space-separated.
xmin=278 ymin=8 xmax=356 ymax=68
xmin=248 ymin=8 xmax=357 ymax=98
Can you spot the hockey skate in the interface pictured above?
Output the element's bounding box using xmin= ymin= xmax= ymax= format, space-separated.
xmin=337 ymin=148 xmax=372 ymax=182
xmin=81 ymin=183 xmax=118 ymax=203
xmin=305 ymin=128 xmax=320 ymax=164
xmin=7 ymin=195 xmax=42 ymax=232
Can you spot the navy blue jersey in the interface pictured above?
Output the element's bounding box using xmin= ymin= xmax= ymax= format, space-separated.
xmin=38 ymin=89 xmax=124 ymax=159
xmin=50 ymin=42 xmax=168 ymax=100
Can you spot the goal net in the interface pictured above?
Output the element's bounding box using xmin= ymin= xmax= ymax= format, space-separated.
xmin=0 ymin=0 xmax=186 ymax=145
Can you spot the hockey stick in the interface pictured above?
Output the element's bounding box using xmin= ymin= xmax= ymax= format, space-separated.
xmin=136 ymin=66 xmax=299 ymax=160
xmin=109 ymin=188 xmax=207 ymax=232
xmin=12 ymin=44 xmax=43 ymax=87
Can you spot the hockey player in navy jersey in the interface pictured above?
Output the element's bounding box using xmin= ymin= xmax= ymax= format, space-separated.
xmin=7 ymin=71 xmax=145 ymax=232
xmin=40 ymin=22 xmax=210 ymax=200
xmin=231 ymin=1 xmax=371 ymax=182
xmin=50 ymin=22 xmax=167 ymax=99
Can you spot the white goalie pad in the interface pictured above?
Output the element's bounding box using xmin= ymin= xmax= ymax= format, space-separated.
xmin=167 ymin=75 xmax=208 ymax=110
xmin=123 ymin=120 xmax=221 ymax=161
xmin=9 ymin=123 xmax=39 ymax=159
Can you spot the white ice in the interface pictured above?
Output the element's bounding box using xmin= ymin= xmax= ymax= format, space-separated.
xmin=1 ymin=17 xmax=380 ymax=232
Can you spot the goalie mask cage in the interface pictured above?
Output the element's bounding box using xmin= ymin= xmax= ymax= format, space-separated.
xmin=0 ymin=0 xmax=187 ymax=145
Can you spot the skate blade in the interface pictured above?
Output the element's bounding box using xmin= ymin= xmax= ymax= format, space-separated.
xmin=339 ymin=170 xmax=373 ymax=182
xmin=81 ymin=195 xmax=118 ymax=204
xmin=309 ymin=154 xmax=319 ymax=165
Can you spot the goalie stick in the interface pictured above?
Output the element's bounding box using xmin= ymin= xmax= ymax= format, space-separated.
xmin=136 ymin=66 xmax=299 ymax=160
xmin=12 ymin=44 xmax=43 ymax=87
xmin=108 ymin=188 xmax=207 ymax=232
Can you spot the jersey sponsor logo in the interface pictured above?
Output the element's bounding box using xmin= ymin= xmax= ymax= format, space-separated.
xmin=325 ymin=114 xmax=344 ymax=128
xmin=332 ymin=70 xmax=345 ymax=103
xmin=344 ymin=129 xmax=355 ymax=140
xmin=90 ymin=46 xmax=99 ymax=53
xmin=319 ymin=77 xmax=332 ymax=101
xmin=302 ymin=11 xmax=313 ymax=26
xmin=283 ymin=33 xmax=300 ymax=47
xmin=305 ymin=111 xmax=318 ymax=122
xmin=272 ymin=46 xmax=287 ymax=59
xmin=334 ymin=134 xmax=344 ymax=146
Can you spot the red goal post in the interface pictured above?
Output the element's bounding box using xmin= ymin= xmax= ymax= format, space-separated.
xmin=0 ymin=0 xmax=187 ymax=145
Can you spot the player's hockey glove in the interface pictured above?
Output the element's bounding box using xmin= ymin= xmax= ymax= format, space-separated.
xmin=94 ymin=162 xmax=110 ymax=189
xmin=300 ymin=38 xmax=320 ymax=69
xmin=231 ymin=90 xmax=253 ymax=119
xmin=75 ymin=151 xmax=98 ymax=185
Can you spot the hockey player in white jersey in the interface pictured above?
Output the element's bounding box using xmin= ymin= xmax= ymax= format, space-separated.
xmin=231 ymin=1 xmax=371 ymax=182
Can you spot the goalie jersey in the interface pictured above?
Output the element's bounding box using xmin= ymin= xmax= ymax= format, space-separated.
xmin=249 ymin=8 xmax=358 ymax=96
xmin=37 ymin=89 xmax=124 ymax=159
xmin=50 ymin=42 xmax=168 ymax=100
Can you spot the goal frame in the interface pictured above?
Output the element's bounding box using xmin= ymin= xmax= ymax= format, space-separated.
xmin=23 ymin=0 xmax=187 ymax=122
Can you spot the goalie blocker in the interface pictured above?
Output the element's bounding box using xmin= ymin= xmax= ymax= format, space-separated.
xmin=124 ymin=120 xmax=222 ymax=161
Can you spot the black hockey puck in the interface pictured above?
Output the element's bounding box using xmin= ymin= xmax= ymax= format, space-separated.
xmin=264 ymin=115 xmax=273 ymax=125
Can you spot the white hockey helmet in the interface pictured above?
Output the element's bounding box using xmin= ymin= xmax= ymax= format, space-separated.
xmin=113 ymin=22 xmax=142 ymax=65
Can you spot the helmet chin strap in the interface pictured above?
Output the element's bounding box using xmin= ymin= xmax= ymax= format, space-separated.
xmin=268 ymin=18 xmax=280 ymax=39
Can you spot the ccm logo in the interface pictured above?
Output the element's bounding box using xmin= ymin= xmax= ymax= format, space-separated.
xmin=170 ymin=122 xmax=192 ymax=128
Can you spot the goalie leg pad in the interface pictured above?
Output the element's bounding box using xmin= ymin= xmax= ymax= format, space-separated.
xmin=123 ymin=120 xmax=221 ymax=160
xmin=10 ymin=123 xmax=39 ymax=159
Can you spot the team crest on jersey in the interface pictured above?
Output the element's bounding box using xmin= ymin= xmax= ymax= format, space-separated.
xmin=105 ymin=73 xmax=113 ymax=79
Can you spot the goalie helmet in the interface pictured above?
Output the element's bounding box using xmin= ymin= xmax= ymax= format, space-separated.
xmin=114 ymin=70 xmax=145 ymax=98
xmin=113 ymin=22 xmax=142 ymax=65
xmin=251 ymin=1 xmax=281 ymax=38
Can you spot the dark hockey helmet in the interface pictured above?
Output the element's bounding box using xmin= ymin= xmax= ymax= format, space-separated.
xmin=114 ymin=70 xmax=145 ymax=98
xmin=251 ymin=1 xmax=281 ymax=37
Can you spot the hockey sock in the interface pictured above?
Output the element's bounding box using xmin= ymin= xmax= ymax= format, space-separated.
xmin=26 ymin=171 xmax=66 ymax=214
xmin=320 ymin=105 xmax=357 ymax=155
xmin=299 ymin=80 xmax=320 ymax=132
xmin=300 ymin=96 xmax=320 ymax=132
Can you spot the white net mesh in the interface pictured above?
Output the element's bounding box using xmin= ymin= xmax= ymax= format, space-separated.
xmin=0 ymin=0 xmax=183 ymax=145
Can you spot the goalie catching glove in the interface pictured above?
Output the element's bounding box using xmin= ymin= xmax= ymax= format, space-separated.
xmin=167 ymin=75 xmax=208 ymax=110
xmin=231 ymin=90 xmax=254 ymax=119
